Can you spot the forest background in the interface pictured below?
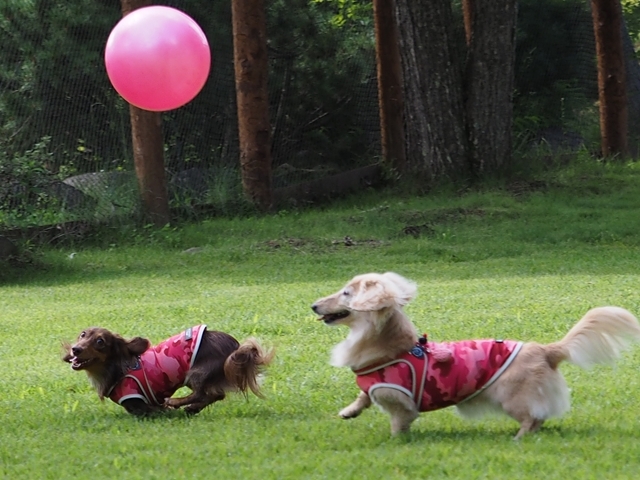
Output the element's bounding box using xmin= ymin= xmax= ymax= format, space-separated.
xmin=1 ymin=0 xmax=640 ymax=230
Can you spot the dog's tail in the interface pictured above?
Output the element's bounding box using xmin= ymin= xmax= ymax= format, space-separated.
xmin=545 ymin=306 xmax=640 ymax=369
xmin=224 ymin=338 xmax=275 ymax=398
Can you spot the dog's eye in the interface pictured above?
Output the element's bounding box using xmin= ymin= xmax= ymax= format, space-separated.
xmin=342 ymin=290 xmax=350 ymax=296
xmin=96 ymin=338 xmax=104 ymax=347
xmin=80 ymin=331 xmax=86 ymax=338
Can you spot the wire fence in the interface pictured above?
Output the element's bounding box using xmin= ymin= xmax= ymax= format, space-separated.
xmin=0 ymin=0 xmax=638 ymax=232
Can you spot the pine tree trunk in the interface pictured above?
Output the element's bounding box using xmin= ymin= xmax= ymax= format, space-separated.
xmin=129 ymin=108 xmax=170 ymax=225
xmin=465 ymin=0 xmax=517 ymax=174
xmin=373 ymin=0 xmax=406 ymax=172
xmin=621 ymin=17 xmax=638 ymax=155
xmin=591 ymin=0 xmax=628 ymax=157
xmin=231 ymin=0 xmax=273 ymax=210
xmin=120 ymin=0 xmax=170 ymax=226
xmin=394 ymin=0 xmax=469 ymax=180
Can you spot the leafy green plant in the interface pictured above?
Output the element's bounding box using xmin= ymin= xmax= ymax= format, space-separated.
xmin=0 ymin=137 xmax=59 ymax=223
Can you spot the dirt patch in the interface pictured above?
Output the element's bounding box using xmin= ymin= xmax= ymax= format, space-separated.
xmin=330 ymin=236 xmax=385 ymax=247
xmin=262 ymin=236 xmax=386 ymax=251
xmin=402 ymin=224 xmax=436 ymax=238
xmin=400 ymin=207 xmax=486 ymax=224
xmin=505 ymin=180 xmax=547 ymax=196
xmin=263 ymin=238 xmax=309 ymax=249
xmin=398 ymin=207 xmax=486 ymax=238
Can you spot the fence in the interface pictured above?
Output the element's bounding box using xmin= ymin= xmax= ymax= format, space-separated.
xmin=1 ymin=0 xmax=639 ymax=234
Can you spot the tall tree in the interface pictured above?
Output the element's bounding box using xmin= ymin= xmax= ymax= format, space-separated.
xmin=231 ymin=0 xmax=273 ymax=210
xmin=120 ymin=0 xmax=170 ymax=226
xmin=465 ymin=0 xmax=517 ymax=173
xmin=393 ymin=0 xmax=517 ymax=180
xmin=373 ymin=0 xmax=406 ymax=172
xmin=592 ymin=0 xmax=629 ymax=157
xmin=622 ymin=17 xmax=640 ymax=154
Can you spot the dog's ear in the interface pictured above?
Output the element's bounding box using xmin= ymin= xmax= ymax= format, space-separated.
xmin=348 ymin=273 xmax=415 ymax=311
xmin=382 ymin=272 xmax=417 ymax=306
xmin=126 ymin=337 xmax=150 ymax=356
xmin=349 ymin=273 xmax=417 ymax=311
xmin=347 ymin=279 xmax=383 ymax=311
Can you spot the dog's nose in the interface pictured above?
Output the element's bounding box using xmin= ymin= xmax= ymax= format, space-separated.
xmin=311 ymin=304 xmax=319 ymax=313
xmin=71 ymin=346 xmax=82 ymax=356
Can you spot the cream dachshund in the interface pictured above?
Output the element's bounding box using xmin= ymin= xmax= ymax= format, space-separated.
xmin=311 ymin=272 xmax=640 ymax=439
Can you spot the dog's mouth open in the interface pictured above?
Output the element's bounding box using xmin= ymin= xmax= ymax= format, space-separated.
xmin=319 ymin=311 xmax=350 ymax=324
xmin=68 ymin=356 xmax=94 ymax=370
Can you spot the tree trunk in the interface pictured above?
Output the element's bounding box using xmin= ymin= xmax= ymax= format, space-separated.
xmin=231 ymin=0 xmax=273 ymax=210
xmin=373 ymin=0 xmax=406 ymax=172
xmin=129 ymin=107 xmax=169 ymax=225
xmin=591 ymin=0 xmax=628 ymax=157
xmin=462 ymin=0 xmax=474 ymax=45
xmin=621 ymin=17 xmax=639 ymax=156
xmin=394 ymin=0 xmax=469 ymax=180
xmin=120 ymin=0 xmax=170 ymax=226
xmin=393 ymin=0 xmax=517 ymax=181
xmin=465 ymin=0 xmax=517 ymax=174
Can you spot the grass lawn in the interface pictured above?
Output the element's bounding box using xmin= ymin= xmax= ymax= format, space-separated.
xmin=2 ymin=159 xmax=640 ymax=479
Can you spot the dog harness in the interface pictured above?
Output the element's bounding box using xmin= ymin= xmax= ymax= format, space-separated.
xmin=108 ymin=325 xmax=207 ymax=406
xmin=354 ymin=337 xmax=523 ymax=411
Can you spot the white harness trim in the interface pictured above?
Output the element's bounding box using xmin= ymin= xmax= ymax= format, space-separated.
xmin=360 ymin=356 xmax=427 ymax=407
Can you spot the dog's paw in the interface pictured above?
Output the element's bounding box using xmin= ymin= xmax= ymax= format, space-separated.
xmin=184 ymin=406 xmax=203 ymax=416
xmin=339 ymin=407 xmax=361 ymax=419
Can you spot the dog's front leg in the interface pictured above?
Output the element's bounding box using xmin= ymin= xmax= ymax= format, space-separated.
xmin=369 ymin=388 xmax=419 ymax=435
xmin=122 ymin=399 xmax=165 ymax=416
xmin=339 ymin=391 xmax=371 ymax=419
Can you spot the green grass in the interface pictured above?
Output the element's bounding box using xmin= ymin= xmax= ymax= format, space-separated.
xmin=3 ymin=158 xmax=640 ymax=479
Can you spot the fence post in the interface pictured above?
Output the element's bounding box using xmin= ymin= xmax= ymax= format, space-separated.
xmin=119 ymin=0 xmax=170 ymax=226
xmin=373 ymin=0 xmax=406 ymax=172
xmin=231 ymin=0 xmax=273 ymax=211
xmin=591 ymin=0 xmax=629 ymax=158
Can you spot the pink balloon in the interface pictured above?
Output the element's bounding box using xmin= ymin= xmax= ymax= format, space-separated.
xmin=105 ymin=6 xmax=211 ymax=111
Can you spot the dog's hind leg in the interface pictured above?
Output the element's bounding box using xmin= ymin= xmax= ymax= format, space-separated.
xmin=183 ymin=393 xmax=226 ymax=415
xmin=165 ymin=390 xmax=226 ymax=414
xmin=369 ymin=387 xmax=419 ymax=435
xmin=164 ymin=391 xmax=206 ymax=409
xmin=502 ymin=394 xmax=548 ymax=440
xmin=513 ymin=416 xmax=545 ymax=440
xmin=339 ymin=391 xmax=372 ymax=419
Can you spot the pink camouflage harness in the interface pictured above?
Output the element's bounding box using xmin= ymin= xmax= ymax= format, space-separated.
xmin=108 ymin=325 xmax=207 ymax=406
xmin=354 ymin=335 xmax=523 ymax=411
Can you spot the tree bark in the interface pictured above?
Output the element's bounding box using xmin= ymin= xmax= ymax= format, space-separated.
xmin=621 ymin=17 xmax=639 ymax=155
xmin=373 ymin=0 xmax=406 ymax=172
xmin=394 ymin=0 xmax=468 ymax=180
xmin=129 ymin=107 xmax=169 ymax=225
xmin=120 ymin=0 xmax=170 ymax=226
xmin=393 ymin=0 xmax=517 ymax=181
xmin=465 ymin=0 xmax=517 ymax=174
xmin=462 ymin=0 xmax=474 ymax=45
xmin=591 ymin=0 xmax=628 ymax=157
xmin=231 ymin=0 xmax=273 ymax=210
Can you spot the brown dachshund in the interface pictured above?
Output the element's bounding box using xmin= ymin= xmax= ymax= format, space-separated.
xmin=63 ymin=324 xmax=274 ymax=416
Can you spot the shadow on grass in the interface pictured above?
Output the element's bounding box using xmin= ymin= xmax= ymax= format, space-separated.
xmin=392 ymin=421 xmax=639 ymax=444
xmin=4 ymin=241 xmax=640 ymax=289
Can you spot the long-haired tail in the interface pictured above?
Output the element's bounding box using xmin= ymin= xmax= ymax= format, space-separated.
xmin=545 ymin=306 xmax=640 ymax=369
xmin=224 ymin=338 xmax=275 ymax=398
